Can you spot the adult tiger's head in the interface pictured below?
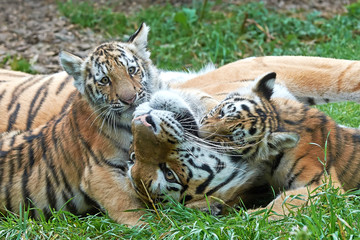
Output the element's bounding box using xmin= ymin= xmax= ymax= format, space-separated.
xmin=200 ymin=72 xmax=299 ymax=161
xmin=127 ymin=90 xmax=257 ymax=209
xmin=59 ymin=23 xmax=160 ymax=114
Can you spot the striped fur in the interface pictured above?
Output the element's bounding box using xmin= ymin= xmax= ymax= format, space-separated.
xmin=200 ymin=72 xmax=360 ymax=217
xmin=129 ymin=72 xmax=360 ymax=217
xmin=0 ymin=23 xmax=160 ymax=225
xmin=0 ymin=70 xmax=76 ymax=132
xmin=128 ymin=90 xmax=260 ymax=211
xmin=3 ymin=56 xmax=360 ymax=134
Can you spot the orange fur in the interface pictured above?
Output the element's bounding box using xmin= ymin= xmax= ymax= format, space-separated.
xmin=173 ymin=56 xmax=360 ymax=103
xmin=129 ymin=72 xmax=360 ymax=220
xmin=0 ymin=23 xmax=161 ymax=225
xmin=2 ymin=56 xmax=360 ymax=133
xmin=200 ymin=73 xmax=360 ymax=218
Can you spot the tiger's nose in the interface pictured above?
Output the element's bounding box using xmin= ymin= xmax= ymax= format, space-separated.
xmin=122 ymin=95 xmax=137 ymax=104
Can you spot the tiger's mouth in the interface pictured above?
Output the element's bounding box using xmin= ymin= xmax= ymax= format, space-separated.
xmin=133 ymin=109 xmax=199 ymax=138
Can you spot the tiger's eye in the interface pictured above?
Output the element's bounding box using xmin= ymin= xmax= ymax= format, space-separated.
xmin=99 ymin=76 xmax=110 ymax=85
xmin=218 ymin=109 xmax=225 ymax=118
xmin=128 ymin=67 xmax=136 ymax=75
xmin=128 ymin=152 xmax=135 ymax=165
xmin=165 ymin=170 xmax=175 ymax=181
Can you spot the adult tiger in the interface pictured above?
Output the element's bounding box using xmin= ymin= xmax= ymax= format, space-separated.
xmin=3 ymin=54 xmax=360 ymax=133
xmin=0 ymin=23 xmax=161 ymax=226
xmin=128 ymin=72 xmax=360 ymax=217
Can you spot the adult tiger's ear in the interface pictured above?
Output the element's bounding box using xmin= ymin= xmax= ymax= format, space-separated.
xmin=127 ymin=23 xmax=150 ymax=59
xmin=59 ymin=51 xmax=85 ymax=94
xmin=253 ymin=72 xmax=276 ymax=100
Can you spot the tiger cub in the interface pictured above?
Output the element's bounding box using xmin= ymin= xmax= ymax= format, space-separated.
xmin=128 ymin=90 xmax=261 ymax=211
xmin=199 ymin=72 xmax=360 ymax=217
xmin=0 ymin=23 xmax=160 ymax=226
xmin=0 ymin=23 xmax=161 ymax=133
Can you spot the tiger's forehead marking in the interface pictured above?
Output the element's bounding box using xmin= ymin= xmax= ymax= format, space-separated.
xmin=89 ymin=43 xmax=138 ymax=69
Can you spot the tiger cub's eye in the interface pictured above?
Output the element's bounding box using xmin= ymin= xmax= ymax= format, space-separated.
xmin=128 ymin=67 xmax=136 ymax=75
xmin=99 ymin=76 xmax=110 ymax=85
xmin=128 ymin=152 xmax=135 ymax=165
xmin=218 ymin=109 xmax=225 ymax=118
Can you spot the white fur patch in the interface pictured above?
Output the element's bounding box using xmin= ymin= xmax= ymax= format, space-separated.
xmin=159 ymin=63 xmax=216 ymax=85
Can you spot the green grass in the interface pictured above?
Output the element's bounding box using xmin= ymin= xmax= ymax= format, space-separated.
xmin=2 ymin=0 xmax=360 ymax=239
xmin=1 ymin=185 xmax=359 ymax=239
xmin=0 ymin=55 xmax=36 ymax=74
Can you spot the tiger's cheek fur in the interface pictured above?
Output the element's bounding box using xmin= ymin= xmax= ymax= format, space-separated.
xmin=107 ymin=64 xmax=143 ymax=102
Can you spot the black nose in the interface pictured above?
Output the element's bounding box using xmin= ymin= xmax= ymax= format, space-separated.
xmin=145 ymin=115 xmax=157 ymax=131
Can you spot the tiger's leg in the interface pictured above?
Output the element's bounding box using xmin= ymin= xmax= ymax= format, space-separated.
xmin=250 ymin=168 xmax=343 ymax=220
xmin=81 ymin=165 xmax=145 ymax=226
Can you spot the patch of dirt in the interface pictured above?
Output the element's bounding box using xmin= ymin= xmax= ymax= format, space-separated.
xmin=0 ymin=0 xmax=356 ymax=74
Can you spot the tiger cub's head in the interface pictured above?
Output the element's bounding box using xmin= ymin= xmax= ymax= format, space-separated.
xmin=128 ymin=90 xmax=255 ymax=208
xmin=200 ymin=72 xmax=299 ymax=161
xmin=59 ymin=23 xmax=159 ymax=113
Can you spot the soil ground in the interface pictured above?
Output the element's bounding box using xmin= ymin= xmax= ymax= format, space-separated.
xmin=0 ymin=0 xmax=355 ymax=73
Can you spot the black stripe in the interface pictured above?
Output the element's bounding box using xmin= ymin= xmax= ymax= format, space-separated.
xmin=8 ymin=76 xmax=39 ymax=111
xmin=206 ymin=171 xmax=238 ymax=195
xmin=339 ymin=133 xmax=360 ymax=182
xmin=16 ymin=147 xmax=23 ymax=170
xmin=285 ymin=154 xmax=307 ymax=186
xmin=271 ymin=152 xmax=284 ymax=176
xmin=71 ymin=106 xmax=101 ymax=165
xmin=287 ymin=167 xmax=305 ymax=190
xmin=60 ymin=169 xmax=74 ymax=197
xmin=307 ymin=171 xmax=323 ymax=185
xmin=79 ymin=187 xmax=98 ymax=207
xmin=43 ymin=207 xmax=52 ymax=220
xmin=26 ymin=77 xmax=54 ymax=130
xmin=194 ymin=165 xmax=214 ymax=194
xmin=0 ymin=157 xmax=4 ymax=188
xmin=61 ymin=191 xmax=77 ymax=213
xmin=40 ymin=128 xmax=60 ymax=186
xmin=100 ymin=153 xmax=127 ymax=173
xmin=5 ymin=184 xmax=12 ymax=212
xmin=59 ymin=91 xmax=77 ymax=114
xmin=28 ymin=141 xmax=35 ymax=168
xmin=56 ymin=75 xmax=73 ymax=95
xmin=51 ymin=114 xmax=72 ymax=166
xmin=7 ymin=103 xmax=20 ymax=131
xmin=46 ymin=175 xmax=57 ymax=210
xmin=0 ymin=89 xmax=6 ymax=102
xmin=21 ymin=167 xmax=35 ymax=217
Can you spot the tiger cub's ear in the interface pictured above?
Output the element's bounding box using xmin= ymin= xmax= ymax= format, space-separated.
xmin=253 ymin=72 xmax=276 ymax=100
xmin=59 ymin=51 xmax=85 ymax=94
xmin=268 ymin=132 xmax=299 ymax=155
xmin=127 ymin=23 xmax=150 ymax=59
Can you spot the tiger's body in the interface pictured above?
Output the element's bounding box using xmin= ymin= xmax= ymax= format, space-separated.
xmin=199 ymin=72 xmax=360 ymax=216
xmin=0 ymin=70 xmax=76 ymax=132
xmin=129 ymin=72 xmax=360 ymax=217
xmin=2 ymin=22 xmax=360 ymax=222
xmin=129 ymin=91 xmax=258 ymax=210
xmin=0 ymin=23 xmax=161 ymax=225
xmin=3 ymin=56 xmax=360 ymax=133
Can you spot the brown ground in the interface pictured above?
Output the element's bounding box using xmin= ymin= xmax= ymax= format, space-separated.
xmin=0 ymin=0 xmax=355 ymax=74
